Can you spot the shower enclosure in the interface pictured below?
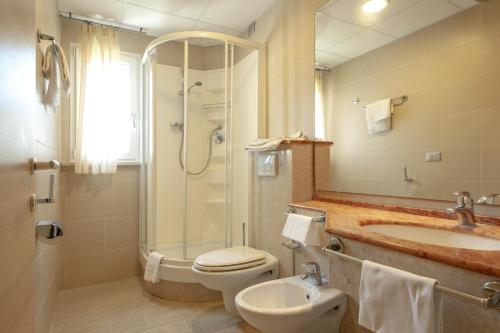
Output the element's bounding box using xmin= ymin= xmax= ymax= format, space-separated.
xmin=140 ymin=32 xmax=262 ymax=282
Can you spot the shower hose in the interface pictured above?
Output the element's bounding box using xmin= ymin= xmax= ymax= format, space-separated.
xmin=178 ymin=125 xmax=222 ymax=176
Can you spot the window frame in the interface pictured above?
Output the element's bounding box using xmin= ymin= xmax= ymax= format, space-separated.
xmin=68 ymin=42 xmax=142 ymax=164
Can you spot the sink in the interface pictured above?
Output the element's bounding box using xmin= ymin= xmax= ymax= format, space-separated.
xmin=362 ymin=224 xmax=500 ymax=251
xmin=235 ymin=275 xmax=347 ymax=333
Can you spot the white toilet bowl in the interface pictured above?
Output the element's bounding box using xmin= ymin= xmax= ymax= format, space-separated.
xmin=235 ymin=275 xmax=347 ymax=333
xmin=191 ymin=246 xmax=279 ymax=314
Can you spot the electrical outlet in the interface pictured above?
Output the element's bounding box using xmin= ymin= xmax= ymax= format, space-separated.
xmin=425 ymin=152 xmax=441 ymax=162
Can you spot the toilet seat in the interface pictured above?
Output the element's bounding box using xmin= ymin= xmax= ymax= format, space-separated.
xmin=193 ymin=246 xmax=267 ymax=272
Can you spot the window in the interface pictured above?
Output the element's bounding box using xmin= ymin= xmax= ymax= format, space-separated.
xmin=69 ymin=44 xmax=141 ymax=163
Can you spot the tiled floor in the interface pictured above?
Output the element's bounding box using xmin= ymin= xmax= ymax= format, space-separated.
xmin=49 ymin=278 xmax=260 ymax=333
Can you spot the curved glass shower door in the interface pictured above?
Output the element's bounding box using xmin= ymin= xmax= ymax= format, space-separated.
xmin=142 ymin=32 xmax=259 ymax=262
xmin=184 ymin=38 xmax=228 ymax=259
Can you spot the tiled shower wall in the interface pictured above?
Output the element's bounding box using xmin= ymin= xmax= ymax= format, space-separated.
xmin=59 ymin=166 xmax=140 ymax=289
xmin=324 ymin=1 xmax=500 ymax=202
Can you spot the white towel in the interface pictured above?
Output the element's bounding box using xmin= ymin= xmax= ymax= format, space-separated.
xmin=245 ymin=131 xmax=305 ymax=151
xmin=282 ymin=213 xmax=320 ymax=246
xmin=144 ymin=251 xmax=163 ymax=284
xmin=42 ymin=42 xmax=70 ymax=107
xmin=365 ymin=98 xmax=392 ymax=135
xmin=359 ymin=260 xmax=442 ymax=333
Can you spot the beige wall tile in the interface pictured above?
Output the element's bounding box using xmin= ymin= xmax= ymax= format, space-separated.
xmin=63 ymin=185 xmax=139 ymax=221
xmin=64 ymin=247 xmax=139 ymax=289
xmin=442 ymin=110 xmax=482 ymax=147
xmin=415 ymin=147 xmax=481 ymax=182
xmin=483 ymin=70 xmax=500 ymax=109
xmin=409 ymin=53 xmax=442 ymax=91
xmin=442 ymin=39 xmax=482 ymax=82
xmin=61 ymin=167 xmax=140 ymax=289
xmin=482 ymin=145 xmax=500 ymax=182
xmin=62 ymin=219 xmax=105 ymax=255
xmin=36 ymin=239 xmax=60 ymax=310
xmin=483 ymin=0 xmax=500 ymax=35
xmin=480 ymin=31 xmax=500 ymax=73
xmin=105 ymin=216 xmax=139 ymax=250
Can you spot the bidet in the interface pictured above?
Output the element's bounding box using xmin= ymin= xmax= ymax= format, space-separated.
xmin=235 ymin=275 xmax=347 ymax=333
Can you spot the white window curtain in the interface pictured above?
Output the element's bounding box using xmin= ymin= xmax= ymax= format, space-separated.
xmin=74 ymin=23 xmax=128 ymax=174
xmin=314 ymin=70 xmax=326 ymax=139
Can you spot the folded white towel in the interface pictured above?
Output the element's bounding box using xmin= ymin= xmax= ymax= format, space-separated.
xmin=359 ymin=260 xmax=442 ymax=333
xmin=245 ymin=131 xmax=305 ymax=151
xmin=42 ymin=42 xmax=70 ymax=107
xmin=282 ymin=213 xmax=320 ymax=246
xmin=144 ymin=251 xmax=163 ymax=284
xmin=365 ymin=98 xmax=392 ymax=135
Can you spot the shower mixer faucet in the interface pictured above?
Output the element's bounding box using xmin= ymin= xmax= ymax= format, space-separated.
xmin=170 ymin=121 xmax=184 ymax=130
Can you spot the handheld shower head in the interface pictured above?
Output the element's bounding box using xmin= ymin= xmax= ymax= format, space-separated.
xmin=187 ymin=81 xmax=203 ymax=93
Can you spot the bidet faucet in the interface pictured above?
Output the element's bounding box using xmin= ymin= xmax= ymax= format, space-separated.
xmin=447 ymin=191 xmax=477 ymax=228
xmin=301 ymin=262 xmax=324 ymax=286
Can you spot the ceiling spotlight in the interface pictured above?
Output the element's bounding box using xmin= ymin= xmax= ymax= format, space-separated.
xmin=362 ymin=0 xmax=389 ymax=13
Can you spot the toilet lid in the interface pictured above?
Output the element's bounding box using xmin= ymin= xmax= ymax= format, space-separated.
xmin=194 ymin=246 xmax=267 ymax=272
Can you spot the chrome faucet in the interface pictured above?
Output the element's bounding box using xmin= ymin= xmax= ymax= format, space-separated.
xmin=447 ymin=191 xmax=477 ymax=227
xmin=477 ymin=194 xmax=500 ymax=205
xmin=301 ymin=262 xmax=324 ymax=286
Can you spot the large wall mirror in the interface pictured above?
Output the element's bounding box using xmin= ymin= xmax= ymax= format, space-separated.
xmin=314 ymin=0 xmax=500 ymax=205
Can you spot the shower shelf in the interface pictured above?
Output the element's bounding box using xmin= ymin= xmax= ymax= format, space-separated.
xmin=205 ymin=199 xmax=226 ymax=206
xmin=207 ymin=111 xmax=225 ymax=123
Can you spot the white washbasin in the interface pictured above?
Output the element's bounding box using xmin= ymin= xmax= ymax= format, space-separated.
xmin=235 ymin=275 xmax=347 ymax=333
xmin=362 ymin=224 xmax=500 ymax=251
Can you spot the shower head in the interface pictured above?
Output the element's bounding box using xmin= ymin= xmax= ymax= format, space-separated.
xmin=187 ymin=81 xmax=203 ymax=93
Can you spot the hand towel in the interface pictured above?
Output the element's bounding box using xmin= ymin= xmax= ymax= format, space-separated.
xmin=282 ymin=213 xmax=320 ymax=246
xmin=42 ymin=42 xmax=70 ymax=107
xmin=364 ymin=98 xmax=392 ymax=135
xmin=245 ymin=131 xmax=305 ymax=151
xmin=144 ymin=251 xmax=163 ymax=284
xmin=359 ymin=260 xmax=442 ymax=333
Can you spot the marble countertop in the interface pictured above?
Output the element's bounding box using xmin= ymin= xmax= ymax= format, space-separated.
xmin=291 ymin=200 xmax=500 ymax=277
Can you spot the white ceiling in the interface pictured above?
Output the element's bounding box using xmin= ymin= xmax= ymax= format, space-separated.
xmin=57 ymin=0 xmax=275 ymax=46
xmin=316 ymin=0 xmax=479 ymax=68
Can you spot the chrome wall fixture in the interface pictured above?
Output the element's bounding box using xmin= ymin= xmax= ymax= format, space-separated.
xmin=281 ymin=206 xmax=327 ymax=275
xmin=403 ymin=166 xmax=413 ymax=182
xmin=29 ymin=158 xmax=60 ymax=211
xmin=36 ymin=220 xmax=63 ymax=239
xmin=323 ymin=236 xmax=500 ymax=309
xmin=356 ymin=95 xmax=409 ymax=110
xmin=30 ymin=174 xmax=56 ymax=211
xmin=30 ymin=157 xmax=60 ymax=174
xmin=37 ymin=29 xmax=55 ymax=43
xmin=284 ymin=207 xmax=326 ymax=223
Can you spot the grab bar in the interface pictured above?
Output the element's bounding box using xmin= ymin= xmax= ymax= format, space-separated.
xmin=322 ymin=237 xmax=500 ymax=309
xmin=284 ymin=207 xmax=326 ymax=223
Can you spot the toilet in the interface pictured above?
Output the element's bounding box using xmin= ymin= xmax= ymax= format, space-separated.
xmin=191 ymin=246 xmax=279 ymax=314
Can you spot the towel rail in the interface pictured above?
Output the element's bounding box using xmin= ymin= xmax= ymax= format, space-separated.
xmin=284 ymin=207 xmax=326 ymax=223
xmin=360 ymin=95 xmax=409 ymax=111
xmin=37 ymin=29 xmax=55 ymax=43
xmin=322 ymin=237 xmax=500 ymax=309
